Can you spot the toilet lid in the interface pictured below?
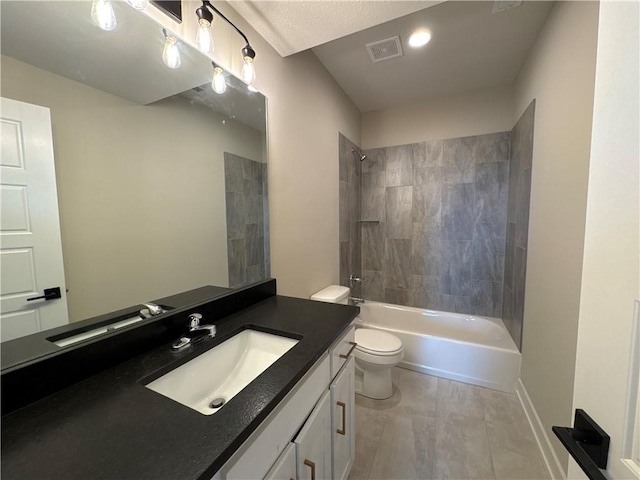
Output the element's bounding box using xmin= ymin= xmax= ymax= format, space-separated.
xmin=355 ymin=329 xmax=402 ymax=355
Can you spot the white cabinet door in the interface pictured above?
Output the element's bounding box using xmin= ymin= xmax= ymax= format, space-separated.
xmin=295 ymin=391 xmax=331 ymax=480
xmin=0 ymin=97 xmax=69 ymax=342
xmin=331 ymin=356 xmax=355 ymax=480
xmin=264 ymin=443 xmax=296 ymax=480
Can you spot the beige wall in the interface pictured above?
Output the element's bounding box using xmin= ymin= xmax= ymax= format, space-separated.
xmin=361 ymin=85 xmax=514 ymax=149
xmin=512 ymin=2 xmax=599 ymax=473
xmin=1 ymin=55 xmax=263 ymax=321
xmin=569 ymin=2 xmax=639 ymax=478
xmin=148 ymin=1 xmax=362 ymax=299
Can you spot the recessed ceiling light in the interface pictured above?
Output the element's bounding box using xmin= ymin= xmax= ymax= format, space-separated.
xmin=408 ymin=30 xmax=432 ymax=48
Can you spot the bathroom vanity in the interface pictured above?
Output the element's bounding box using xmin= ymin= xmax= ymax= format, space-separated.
xmin=1 ymin=280 xmax=358 ymax=480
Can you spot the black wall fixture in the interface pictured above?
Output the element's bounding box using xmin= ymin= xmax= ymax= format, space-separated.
xmin=151 ymin=0 xmax=182 ymax=23
xmin=553 ymin=409 xmax=610 ymax=480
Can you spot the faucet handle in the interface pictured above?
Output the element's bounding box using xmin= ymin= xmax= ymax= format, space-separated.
xmin=188 ymin=313 xmax=203 ymax=329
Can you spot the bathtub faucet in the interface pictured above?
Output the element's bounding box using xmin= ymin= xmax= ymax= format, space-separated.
xmin=350 ymin=296 xmax=365 ymax=305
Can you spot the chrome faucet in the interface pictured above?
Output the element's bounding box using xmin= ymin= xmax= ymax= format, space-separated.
xmin=171 ymin=313 xmax=216 ymax=351
xmin=140 ymin=303 xmax=164 ymax=318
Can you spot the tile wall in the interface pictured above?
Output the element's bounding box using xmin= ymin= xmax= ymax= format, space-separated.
xmin=224 ymin=152 xmax=269 ymax=288
xmin=360 ymin=133 xmax=511 ymax=317
xmin=338 ymin=133 xmax=363 ymax=298
xmin=502 ymin=101 xmax=535 ymax=349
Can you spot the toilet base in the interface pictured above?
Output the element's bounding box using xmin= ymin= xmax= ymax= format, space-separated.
xmin=354 ymin=362 xmax=395 ymax=399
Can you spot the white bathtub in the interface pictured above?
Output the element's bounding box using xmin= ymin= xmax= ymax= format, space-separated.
xmin=355 ymin=301 xmax=521 ymax=393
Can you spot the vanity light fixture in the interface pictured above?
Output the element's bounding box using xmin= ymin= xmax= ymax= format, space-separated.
xmin=408 ymin=30 xmax=432 ymax=48
xmin=162 ymin=29 xmax=181 ymax=69
xmin=196 ymin=11 xmax=214 ymax=54
xmin=91 ymin=0 xmax=117 ymax=31
xmin=195 ymin=1 xmax=257 ymax=86
xmin=211 ymin=63 xmax=227 ymax=94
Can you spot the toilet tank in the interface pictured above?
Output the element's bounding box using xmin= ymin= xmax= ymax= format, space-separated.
xmin=310 ymin=285 xmax=350 ymax=304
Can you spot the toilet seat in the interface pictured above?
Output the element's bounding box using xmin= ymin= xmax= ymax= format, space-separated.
xmin=355 ymin=329 xmax=403 ymax=356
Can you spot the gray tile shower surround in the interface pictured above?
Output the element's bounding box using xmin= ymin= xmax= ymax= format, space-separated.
xmin=502 ymin=101 xmax=535 ymax=350
xmin=357 ymin=132 xmax=511 ymax=317
xmin=224 ymin=152 xmax=269 ymax=288
xmin=339 ymin=134 xmax=363 ymax=299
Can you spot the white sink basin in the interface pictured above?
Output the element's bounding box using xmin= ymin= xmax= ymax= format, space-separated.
xmin=146 ymin=329 xmax=299 ymax=415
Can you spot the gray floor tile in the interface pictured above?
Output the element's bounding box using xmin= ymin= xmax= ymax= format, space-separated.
xmin=434 ymin=412 xmax=495 ymax=480
xmin=369 ymin=413 xmax=436 ymax=480
xmin=349 ymin=369 xmax=548 ymax=480
xmin=436 ymin=377 xmax=486 ymax=419
xmin=491 ymin=447 xmax=549 ymax=480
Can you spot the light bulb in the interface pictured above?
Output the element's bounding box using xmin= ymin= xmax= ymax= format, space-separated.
xmin=196 ymin=20 xmax=213 ymax=54
xmin=211 ymin=67 xmax=226 ymax=94
xmin=241 ymin=58 xmax=256 ymax=85
xmin=127 ymin=0 xmax=149 ymax=10
xmin=162 ymin=35 xmax=181 ymax=69
xmin=408 ymin=30 xmax=432 ymax=48
xmin=91 ymin=0 xmax=117 ymax=31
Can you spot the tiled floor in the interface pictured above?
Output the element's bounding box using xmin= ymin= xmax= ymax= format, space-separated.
xmin=349 ymin=368 xmax=549 ymax=480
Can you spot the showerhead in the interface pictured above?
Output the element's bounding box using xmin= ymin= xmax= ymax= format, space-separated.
xmin=351 ymin=149 xmax=367 ymax=162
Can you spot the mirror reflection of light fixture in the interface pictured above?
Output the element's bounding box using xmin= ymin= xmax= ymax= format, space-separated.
xmin=211 ymin=63 xmax=227 ymax=94
xmin=91 ymin=0 xmax=117 ymax=31
xmin=162 ymin=29 xmax=181 ymax=69
xmin=195 ymin=1 xmax=257 ymax=86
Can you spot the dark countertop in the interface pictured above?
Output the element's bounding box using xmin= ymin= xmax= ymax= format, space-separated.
xmin=1 ymin=295 xmax=358 ymax=480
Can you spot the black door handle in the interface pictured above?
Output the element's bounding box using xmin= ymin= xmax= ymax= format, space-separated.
xmin=26 ymin=287 xmax=62 ymax=302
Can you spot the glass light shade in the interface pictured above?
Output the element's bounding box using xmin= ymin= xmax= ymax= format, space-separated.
xmin=241 ymin=58 xmax=256 ymax=85
xmin=127 ymin=0 xmax=149 ymax=10
xmin=408 ymin=30 xmax=432 ymax=48
xmin=211 ymin=67 xmax=226 ymax=94
xmin=91 ymin=0 xmax=117 ymax=31
xmin=196 ymin=21 xmax=213 ymax=54
xmin=162 ymin=36 xmax=181 ymax=69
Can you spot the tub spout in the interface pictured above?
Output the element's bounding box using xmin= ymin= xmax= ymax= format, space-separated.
xmin=350 ymin=296 xmax=365 ymax=305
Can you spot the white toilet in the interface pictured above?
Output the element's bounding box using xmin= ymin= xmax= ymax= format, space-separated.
xmin=310 ymin=285 xmax=403 ymax=400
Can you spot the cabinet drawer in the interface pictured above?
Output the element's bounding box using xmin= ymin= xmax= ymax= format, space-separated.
xmin=329 ymin=325 xmax=355 ymax=380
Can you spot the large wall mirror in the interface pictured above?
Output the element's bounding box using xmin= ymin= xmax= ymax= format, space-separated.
xmin=0 ymin=1 xmax=269 ymax=342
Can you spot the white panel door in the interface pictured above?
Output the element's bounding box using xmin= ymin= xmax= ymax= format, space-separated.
xmin=1 ymin=97 xmax=68 ymax=342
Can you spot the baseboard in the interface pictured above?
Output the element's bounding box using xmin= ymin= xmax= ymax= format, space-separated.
xmin=516 ymin=379 xmax=566 ymax=480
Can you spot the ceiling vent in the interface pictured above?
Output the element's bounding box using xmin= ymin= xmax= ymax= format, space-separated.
xmin=366 ymin=36 xmax=403 ymax=63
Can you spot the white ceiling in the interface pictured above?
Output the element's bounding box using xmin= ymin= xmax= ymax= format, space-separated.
xmin=231 ymin=1 xmax=554 ymax=113
xmin=228 ymin=1 xmax=443 ymax=57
